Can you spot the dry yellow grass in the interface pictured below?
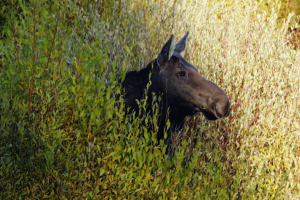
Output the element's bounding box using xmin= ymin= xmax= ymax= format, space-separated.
xmin=123 ymin=0 xmax=299 ymax=198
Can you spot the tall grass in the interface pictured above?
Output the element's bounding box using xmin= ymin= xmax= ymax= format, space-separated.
xmin=0 ymin=0 xmax=299 ymax=199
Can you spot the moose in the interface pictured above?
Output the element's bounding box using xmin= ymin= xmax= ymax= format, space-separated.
xmin=122 ymin=32 xmax=231 ymax=150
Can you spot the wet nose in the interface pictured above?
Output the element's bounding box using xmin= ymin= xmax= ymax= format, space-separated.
xmin=214 ymin=94 xmax=231 ymax=118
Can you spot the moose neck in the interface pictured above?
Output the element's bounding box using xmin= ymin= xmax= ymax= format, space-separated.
xmin=148 ymin=60 xmax=188 ymax=135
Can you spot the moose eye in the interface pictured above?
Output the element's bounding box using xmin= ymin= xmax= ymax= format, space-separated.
xmin=178 ymin=71 xmax=186 ymax=78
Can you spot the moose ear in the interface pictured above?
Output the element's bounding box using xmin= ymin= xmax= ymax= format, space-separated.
xmin=157 ymin=35 xmax=175 ymax=66
xmin=174 ymin=31 xmax=189 ymax=57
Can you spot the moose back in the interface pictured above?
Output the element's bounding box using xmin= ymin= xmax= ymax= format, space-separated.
xmin=122 ymin=32 xmax=230 ymax=144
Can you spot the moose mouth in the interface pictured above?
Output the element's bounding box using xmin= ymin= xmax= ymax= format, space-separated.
xmin=199 ymin=108 xmax=219 ymax=120
xmin=192 ymin=105 xmax=221 ymax=120
xmin=197 ymin=105 xmax=231 ymax=120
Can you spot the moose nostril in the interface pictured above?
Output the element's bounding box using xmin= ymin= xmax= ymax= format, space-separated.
xmin=214 ymin=94 xmax=230 ymax=118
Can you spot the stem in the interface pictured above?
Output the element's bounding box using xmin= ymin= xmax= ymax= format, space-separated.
xmin=285 ymin=0 xmax=290 ymax=22
xmin=28 ymin=0 xmax=38 ymax=116
xmin=45 ymin=11 xmax=60 ymax=78
xmin=12 ymin=27 xmax=21 ymax=73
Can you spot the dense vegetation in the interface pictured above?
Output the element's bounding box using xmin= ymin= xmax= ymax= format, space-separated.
xmin=0 ymin=0 xmax=299 ymax=199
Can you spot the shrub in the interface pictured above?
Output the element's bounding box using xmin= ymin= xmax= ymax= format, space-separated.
xmin=0 ymin=0 xmax=298 ymax=199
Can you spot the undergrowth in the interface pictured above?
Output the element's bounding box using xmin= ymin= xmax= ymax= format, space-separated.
xmin=0 ymin=0 xmax=299 ymax=199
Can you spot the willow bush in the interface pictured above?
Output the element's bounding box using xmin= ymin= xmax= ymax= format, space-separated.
xmin=0 ymin=0 xmax=299 ymax=199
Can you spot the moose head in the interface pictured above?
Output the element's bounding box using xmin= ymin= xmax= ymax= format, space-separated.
xmin=155 ymin=32 xmax=230 ymax=120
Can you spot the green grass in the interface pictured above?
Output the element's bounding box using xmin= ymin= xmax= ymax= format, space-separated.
xmin=0 ymin=0 xmax=299 ymax=199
